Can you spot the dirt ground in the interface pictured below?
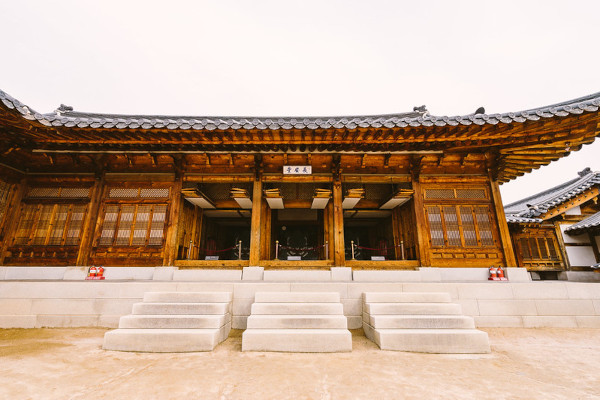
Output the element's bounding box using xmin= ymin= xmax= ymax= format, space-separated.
xmin=1 ymin=328 xmax=599 ymax=400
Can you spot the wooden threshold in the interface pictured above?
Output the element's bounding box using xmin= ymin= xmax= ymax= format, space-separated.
xmin=260 ymin=260 xmax=334 ymax=269
xmin=175 ymin=260 xmax=250 ymax=269
xmin=346 ymin=260 xmax=420 ymax=270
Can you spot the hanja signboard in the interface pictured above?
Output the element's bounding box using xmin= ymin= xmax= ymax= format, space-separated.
xmin=283 ymin=165 xmax=312 ymax=175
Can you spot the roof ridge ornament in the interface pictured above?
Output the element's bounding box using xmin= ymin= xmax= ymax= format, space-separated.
xmin=578 ymin=167 xmax=592 ymax=177
xmin=413 ymin=105 xmax=427 ymax=114
xmin=55 ymin=104 xmax=74 ymax=115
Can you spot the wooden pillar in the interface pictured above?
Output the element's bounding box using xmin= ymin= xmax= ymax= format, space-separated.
xmin=489 ymin=179 xmax=517 ymax=268
xmin=260 ymin=199 xmax=271 ymax=260
xmin=190 ymin=206 xmax=202 ymax=259
xmin=249 ymin=177 xmax=263 ymax=265
xmin=0 ymin=178 xmax=27 ymax=265
xmin=163 ymin=176 xmax=183 ymax=266
xmin=411 ymin=178 xmax=431 ymax=267
xmin=324 ymin=200 xmax=334 ymax=260
xmin=553 ymin=221 xmax=570 ymax=269
xmin=76 ymin=175 xmax=105 ymax=266
xmin=391 ymin=207 xmax=402 ymax=260
xmin=589 ymin=231 xmax=600 ymax=263
xmin=332 ymin=179 xmax=345 ymax=266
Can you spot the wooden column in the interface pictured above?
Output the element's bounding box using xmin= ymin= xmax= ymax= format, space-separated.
xmin=332 ymin=179 xmax=345 ymax=266
xmin=553 ymin=221 xmax=570 ymax=269
xmin=76 ymin=175 xmax=105 ymax=266
xmin=249 ymin=177 xmax=263 ymax=266
xmin=489 ymin=179 xmax=517 ymax=268
xmin=411 ymin=178 xmax=430 ymax=267
xmin=190 ymin=206 xmax=202 ymax=259
xmin=391 ymin=207 xmax=402 ymax=260
xmin=260 ymin=199 xmax=271 ymax=260
xmin=324 ymin=201 xmax=334 ymax=260
xmin=163 ymin=176 xmax=183 ymax=266
xmin=589 ymin=232 xmax=600 ymax=263
xmin=0 ymin=178 xmax=27 ymax=264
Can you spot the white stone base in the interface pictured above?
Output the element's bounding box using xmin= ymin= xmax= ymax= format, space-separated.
xmin=103 ymin=325 xmax=230 ymax=352
xmin=242 ymin=291 xmax=352 ymax=352
xmin=364 ymin=325 xmax=490 ymax=353
xmin=363 ymin=292 xmax=490 ymax=353
xmin=103 ymin=291 xmax=232 ymax=352
xmin=242 ymin=329 xmax=351 ymax=352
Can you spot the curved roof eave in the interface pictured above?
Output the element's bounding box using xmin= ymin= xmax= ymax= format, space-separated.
xmin=1 ymin=88 xmax=600 ymax=132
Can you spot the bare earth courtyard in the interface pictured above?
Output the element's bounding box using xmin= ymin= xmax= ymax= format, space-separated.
xmin=1 ymin=328 xmax=599 ymax=400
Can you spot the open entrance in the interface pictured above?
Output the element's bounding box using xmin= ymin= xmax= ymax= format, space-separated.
xmin=178 ymin=182 xmax=252 ymax=261
xmin=342 ymin=183 xmax=417 ymax=261
xmin=264 ymin=183 xmax=329 ymax=261
xmin=272 ymin=209 xmax=324 ymax=260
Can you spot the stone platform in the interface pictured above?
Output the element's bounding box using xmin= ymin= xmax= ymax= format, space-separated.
xmin=242 ymin=292 xmax=352 ymax=352
xmin=363 ymin=292 xmax=490 ymax=353
xmin=103 ymin=292 xmax=232 ymax=352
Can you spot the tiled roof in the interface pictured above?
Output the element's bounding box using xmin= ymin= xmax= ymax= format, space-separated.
xmin=1 ymin=88 xmax=600 ymax=131
xmin=504 ymin=169 xmax=600 ymax=222
xmin=505 ymin=216 xmax=544 ymax=224
xmin=564 ymin=211 xmax=600 ymax=233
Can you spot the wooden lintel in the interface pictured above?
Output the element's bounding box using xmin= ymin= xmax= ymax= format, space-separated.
xmin=539 ymin=188 xmax=600 ymax=220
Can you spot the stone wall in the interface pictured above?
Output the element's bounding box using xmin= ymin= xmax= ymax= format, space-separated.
xmin=1 ymin=276 xmax=599 ymax=330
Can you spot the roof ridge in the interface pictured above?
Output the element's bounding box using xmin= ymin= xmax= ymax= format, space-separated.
xmin=504 ymin=170 xmax=600 ymax=217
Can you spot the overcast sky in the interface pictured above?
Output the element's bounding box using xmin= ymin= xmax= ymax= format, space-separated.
xmin=2 ymin=1 xmax=599 ymax=204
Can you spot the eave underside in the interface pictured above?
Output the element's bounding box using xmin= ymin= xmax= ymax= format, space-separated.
xmin=1 ymin=94 xmax=599 ymax=182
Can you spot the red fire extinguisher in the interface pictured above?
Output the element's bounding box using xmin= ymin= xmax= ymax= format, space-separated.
xmin=488 ymin=266 xmax=498 ymax=281
xmin=496 ymin=266 xmax=508 ymax=281
xmin=89 ymin=266 xmax=97 ymax=277
xmin=97 ymin=266 xmax=105 ymax=278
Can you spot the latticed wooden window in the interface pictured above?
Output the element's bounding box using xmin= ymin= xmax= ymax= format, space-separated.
xmin=98 ymin=204 xmax=168 ymax=246
xmin=426 ymin=205 xmax=496 ymax=248
xmin=13 ymin=203 xmax=88 ymax=246
xmin=520 ymin=236 xmax=560 ymax=261
xmin=460 ymin=206 xmax=478 ymax=246
xmin=0 ymin=181 xmax=11 ymax=226
xmin=427 ymin=206 xmax=444 ymax=247
xmin=474 ymin=207 xmax=494 ymax=246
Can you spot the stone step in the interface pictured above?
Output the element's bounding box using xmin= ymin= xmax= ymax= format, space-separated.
xmin=103 ymin=325 xmax=231 ymax=352
xmin=132 ymin=302 xmax=230 ymax=315
xmin=364 ymin=302 xmax=462 ymax=315
xmin=251 ymin=302 xmax=344 ymax=315
xmin=246 ymin=315 xmax=348 ymax=329
xmin=363 ymin=292 xmax=451 ymax=303
xmin=362 ymin=326 xmax=490 ymax=353
xmin=118 ymin=314 xmax=229 ymax=329
xmin=254 ymin=292 xmax=340 ymax=303
xmin=363 ymin=314 xmax=475 ymax=329
xmin=143 ymin=292 xmax=232 ymax=303
xmin=242 ymin=329 xmax=352 ymax=352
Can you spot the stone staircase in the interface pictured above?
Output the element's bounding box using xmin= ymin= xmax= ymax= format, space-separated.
xmin=242 ymin=292 xmax=352 ymax=352
xmin=103 ymin=292 xmax=232 ymax=352
xmin=362 ymin=292 xmax=490 ymax=353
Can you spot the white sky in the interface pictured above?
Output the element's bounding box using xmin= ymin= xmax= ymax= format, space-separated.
xmin=2 ymin=1 xmax=599 ymax=204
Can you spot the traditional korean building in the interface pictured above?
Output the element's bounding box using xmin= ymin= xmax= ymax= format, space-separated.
xmin=505 ymin=168 xmax=600 ymax=275
xmin=0 ymin=89 xmax=599 ymax=272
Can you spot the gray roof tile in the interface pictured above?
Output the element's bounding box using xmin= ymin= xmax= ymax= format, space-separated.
xmin=1 ymin=88 xmax=600 ymax=132
xmin=564 ymin=211 xmax=600 ymax=233
xmin=505 ymin=168 xmax=600 ymax=222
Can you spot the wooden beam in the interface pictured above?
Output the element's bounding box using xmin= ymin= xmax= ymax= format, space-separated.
xmin=162 ymin=176 xmax=183 ymax=266
xmin=76 ymin=175 xmax=105 ymax=266
xmin=489 ymin=178 xmax=517 ymax=268
xmin=0 ymin=178 xmax=27 ymax=264
xmin=248 ymin=177 xmax=263 ymax=265
xmin=410 ymin=177 xmax=429 ymax=267
xmin=332 ymin=178 xmax=345 ymax=266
